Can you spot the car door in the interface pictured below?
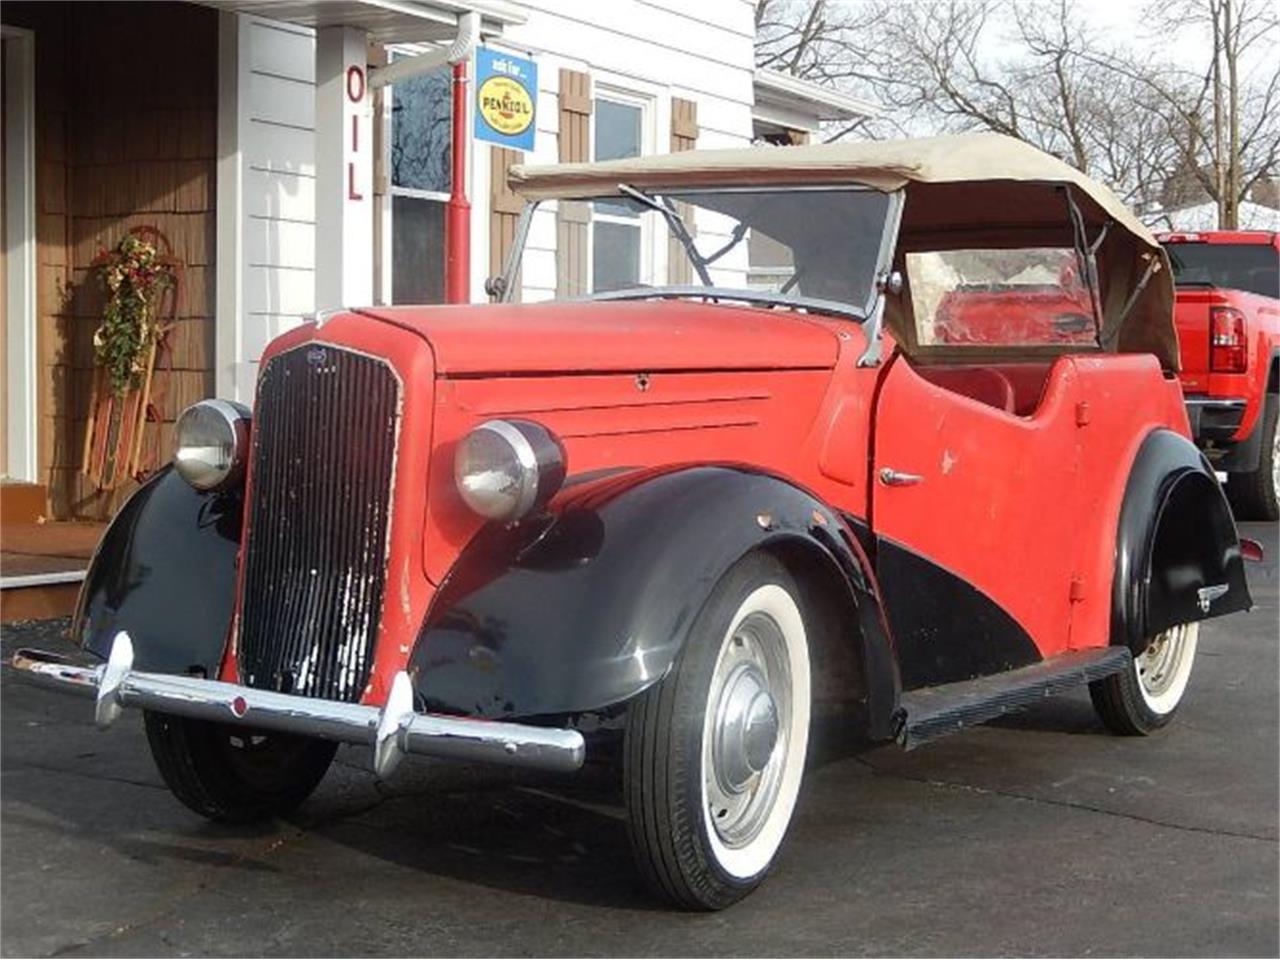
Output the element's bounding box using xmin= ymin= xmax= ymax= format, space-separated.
xmin=870 ymin=353 xmax=1085 ymax=689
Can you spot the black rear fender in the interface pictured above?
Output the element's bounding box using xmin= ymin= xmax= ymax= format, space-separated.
xmin=1114 ymin=430 xmax=1251 ymax=651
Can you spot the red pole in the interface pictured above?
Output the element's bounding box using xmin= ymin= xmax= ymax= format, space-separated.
xmin=444 ymin=59 xmax=471 ymax=304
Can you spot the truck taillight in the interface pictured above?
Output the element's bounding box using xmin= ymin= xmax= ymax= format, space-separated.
xmin=1209 ymin=306 xmax=1248 ymax=373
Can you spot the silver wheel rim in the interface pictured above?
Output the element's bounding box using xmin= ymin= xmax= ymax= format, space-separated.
xmin=1135 ymin=621 xmax=1198 ymax=713
xmin=703 ymin=611 xmax=791 ymax=849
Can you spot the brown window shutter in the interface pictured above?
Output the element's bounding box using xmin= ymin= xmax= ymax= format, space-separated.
xmin=490 ymin=146 xmax=524 ymax=300
xmin=668 ymin=97 xmax=699 ymax=285
xmin=670 ymin=97 xmax=698 ymax=150
xmin=557 ymin=68 xmax=591 ymax=298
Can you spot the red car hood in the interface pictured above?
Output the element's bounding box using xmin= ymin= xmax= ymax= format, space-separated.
xmin=356 ymin=300 xmax=840 ymax=376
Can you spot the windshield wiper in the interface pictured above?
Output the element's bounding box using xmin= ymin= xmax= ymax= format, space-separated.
xmin=617 ymin=183 xmax=713 ymax=287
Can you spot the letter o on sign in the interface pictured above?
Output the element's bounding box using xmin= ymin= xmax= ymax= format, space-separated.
xmin=346 ymin=65 xmax=366 ymax=103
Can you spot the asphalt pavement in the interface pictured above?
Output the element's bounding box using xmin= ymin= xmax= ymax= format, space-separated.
xmin=2 ymin=522 xmax=1276 ymax=957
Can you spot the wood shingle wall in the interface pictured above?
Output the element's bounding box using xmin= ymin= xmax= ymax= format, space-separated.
xmin=3 ymin=2 xmax=218 ymax=519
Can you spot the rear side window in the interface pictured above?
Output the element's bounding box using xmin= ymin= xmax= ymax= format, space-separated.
xmin=906 ymin=248 xmax=1098 ymax=349
xmin=1165 ymin=243 xmax=1279 ymax=298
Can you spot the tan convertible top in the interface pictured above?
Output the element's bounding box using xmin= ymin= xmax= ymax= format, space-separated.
xmin=511 ymin=133 xmax=1178 ymax=369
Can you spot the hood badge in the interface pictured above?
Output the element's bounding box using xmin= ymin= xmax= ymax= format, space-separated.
xmin=635 ymin=373 xmax=651 ymax=392
xmin=306 ymin=345 xmax=329 ymax=369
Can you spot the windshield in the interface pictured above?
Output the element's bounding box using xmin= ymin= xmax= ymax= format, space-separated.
xmin=501 ymin=186 xmax=897 ymax=319
xmin=1164 ymin=242 xmax=1279 ymax=298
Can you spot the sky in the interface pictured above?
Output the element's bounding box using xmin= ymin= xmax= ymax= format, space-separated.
xmin=1017 ymin=0 xmax=1273 ymax=77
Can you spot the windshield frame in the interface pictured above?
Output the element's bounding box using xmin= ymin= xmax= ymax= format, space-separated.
xmin=495 ymin=183 xmax=906 ymax=323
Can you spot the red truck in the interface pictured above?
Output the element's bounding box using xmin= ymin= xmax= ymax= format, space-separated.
xmin=1159 ymin=230 xmax=1280 ymax=519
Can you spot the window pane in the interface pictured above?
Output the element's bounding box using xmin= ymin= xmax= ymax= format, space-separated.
xmin=593 ymin=100 xmax=643 ymax=218
xmin=1166 ymin=242 xmax=1279 ymax=298
xmin=906 ymin=248 xmax=1098 ymax=348
xmin=594 ymin=99 xmax=642 ymax=161
xmin=392 ymin=195 xmax=445 ymax=304
xmin=592 ymin=221 xmax=641 ymax=293
xmin=392 ymin=62 xmax=452 ymax=193
xmin=673 ymin=188 xmax=890 ymax=307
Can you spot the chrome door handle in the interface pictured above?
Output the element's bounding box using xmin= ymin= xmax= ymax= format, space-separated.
xmin=879 ymin=467 xmax=923 ymax=487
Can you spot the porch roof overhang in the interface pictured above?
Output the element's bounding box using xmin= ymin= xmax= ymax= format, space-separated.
xmin=197 ymin=0 xmax=524 ymax=43
xmin=753 ymin=68 xmax=882 ymax=126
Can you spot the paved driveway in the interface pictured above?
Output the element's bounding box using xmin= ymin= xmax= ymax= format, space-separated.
xmin=2 ymin=522 xmax=1276 ymax=957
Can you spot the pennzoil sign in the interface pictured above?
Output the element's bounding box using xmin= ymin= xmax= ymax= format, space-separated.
xmin=474 ymin=47 xmax=537 ymax=151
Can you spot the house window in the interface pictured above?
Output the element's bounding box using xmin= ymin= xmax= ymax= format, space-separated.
xmin=388 ymin=55 xmax=451 ymax=304
xmin=591 ymin=94 xmax=648 ymax=292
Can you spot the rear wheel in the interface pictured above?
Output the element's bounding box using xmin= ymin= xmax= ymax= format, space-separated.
xmin=1225 ymin=399 xmax=1279 ymax=521
xmin=1090 ymin=622 xmax=1199 ymax=735
xmin=624 ymin=552 xmax=812 ymax=910
xmin=144 ymin=712 xmax=337 ymax=823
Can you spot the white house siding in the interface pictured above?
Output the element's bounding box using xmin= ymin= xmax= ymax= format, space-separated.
xmin=473 ymin=0 xmax=758 ymax=302
xmin=217 ymin=13 xmax=316 ymax=402
xmin=217 ymin=2 xmax=758 ymax=395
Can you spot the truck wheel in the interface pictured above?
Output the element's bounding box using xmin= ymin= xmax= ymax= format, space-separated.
xmin=1089 ymin=623 xmax=1199 ymax=736
xmin=624 ymin=552 xmax=812 ymax=910
xmin=1226 ymin=399 xmax=1279 ymax=521
xmin=144 ymin=712 xmax=337 ymax=823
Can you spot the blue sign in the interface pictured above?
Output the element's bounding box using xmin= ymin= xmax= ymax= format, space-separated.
xmin=474 ymin=48 xmax=537 ymax=152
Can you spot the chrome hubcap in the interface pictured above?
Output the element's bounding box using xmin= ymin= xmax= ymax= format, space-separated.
xmin=704 ymin=611 xmax=791 ymax=848
xmin=713 ymin=664 xmax=780 ymax=792
xmin=1137 ymin=623 xmax=1192 ymax=698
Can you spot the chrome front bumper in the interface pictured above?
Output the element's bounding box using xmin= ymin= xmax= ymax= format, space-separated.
xmin=11 ymin=632 xmax=585 ymax=779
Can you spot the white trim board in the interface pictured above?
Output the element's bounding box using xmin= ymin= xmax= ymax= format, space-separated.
xmin=1 ymin=570 xmax=87 ymax=590
xmin=3 ymin=26 xmax=37 ymax=483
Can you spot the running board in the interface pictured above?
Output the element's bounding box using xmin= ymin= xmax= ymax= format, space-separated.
xmin=897 ymin=647 xmax=1132 ymax=750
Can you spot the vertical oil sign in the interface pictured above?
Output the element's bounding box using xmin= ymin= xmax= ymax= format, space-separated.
xmin=474 ymin=48 xmax=537 ymax=151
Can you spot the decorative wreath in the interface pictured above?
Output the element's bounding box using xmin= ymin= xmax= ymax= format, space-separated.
xmin=91 ymin=233 xmax=175 ymax=396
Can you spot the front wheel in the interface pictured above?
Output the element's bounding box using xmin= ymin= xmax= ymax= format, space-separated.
xmin=144 ymin=712 xmax=337 ymax=823
xmin=624 ymin=552 xmax=812 ymax=910
xmin=1089 ymin=622 xmax=1199 ymax=735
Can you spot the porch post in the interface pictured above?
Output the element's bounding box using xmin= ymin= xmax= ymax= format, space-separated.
xmin=445 ymin=59 xmax=471 ymax=304
xmin=315 ymin=26 xmax=373 ymax=311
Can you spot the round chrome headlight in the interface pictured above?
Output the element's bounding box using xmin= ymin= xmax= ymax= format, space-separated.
xmin=173 ymin=399 xmax=251 ymax=492
xmin=454 ymin=419 xmax=566 ymax=521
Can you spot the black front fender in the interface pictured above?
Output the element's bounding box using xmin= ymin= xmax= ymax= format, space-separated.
xmin=76 ymin=466 xmax=242 ymax=675
xmin=1114 ymin=430 xmax=1252 ymax=651
xmin=410 ymin=467 xmax=898 ymax=733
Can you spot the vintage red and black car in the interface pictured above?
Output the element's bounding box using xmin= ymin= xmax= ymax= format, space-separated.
xmin=14 ymin=133 xmax=1254 ymax=910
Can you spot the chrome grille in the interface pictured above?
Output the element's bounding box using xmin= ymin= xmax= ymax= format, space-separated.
xmin=237 ymin=344 xmax=400 ymax=703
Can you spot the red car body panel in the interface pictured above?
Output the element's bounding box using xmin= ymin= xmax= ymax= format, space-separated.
xmin=873 ymin=352 xmax=1187 ymax=663
xmin=217 ymin=301 xmax=1192 ymax=707
xmin=359 ymin=300 xmax=841 ymax=374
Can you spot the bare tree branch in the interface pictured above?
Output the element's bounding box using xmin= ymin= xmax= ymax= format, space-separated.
xmin=755 ymin=0 xmax=1279 ymax=227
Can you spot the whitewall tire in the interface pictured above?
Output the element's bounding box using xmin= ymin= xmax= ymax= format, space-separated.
xmin=1090 ymin=622 xmax=1199 ymax=735
xmin=624 ymin=552 xmax=812 ymax=910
